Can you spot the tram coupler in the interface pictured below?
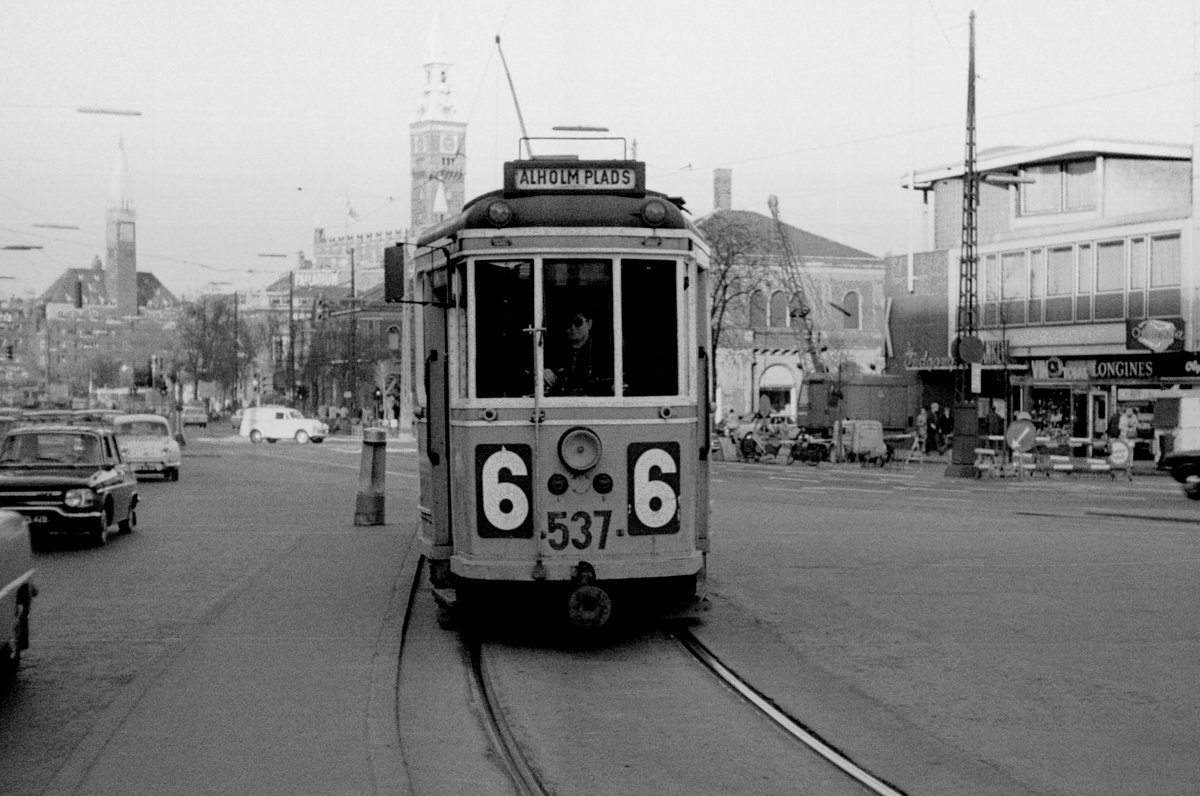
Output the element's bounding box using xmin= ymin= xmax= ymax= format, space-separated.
xmin=567 ymin=561 xmax=613 ymax=630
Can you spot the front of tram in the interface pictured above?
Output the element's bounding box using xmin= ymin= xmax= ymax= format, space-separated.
xmin=415 ymin=157 xmax=711 ymax=629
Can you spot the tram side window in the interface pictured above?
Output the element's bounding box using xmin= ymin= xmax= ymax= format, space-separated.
xmin=622 ymin=259 xmax=677 ymax=396
xmin=475 ymin=260 xmax=534 ymax=398
xmin=542 ymin=260 xmax=614 ymax=397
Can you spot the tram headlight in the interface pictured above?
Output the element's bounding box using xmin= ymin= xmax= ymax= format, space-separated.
xmin=592 ymin=473 xmax=613 ymax=494
xmin=640 ymin=199 xmax=668 ymax=227
xmin=485 ymin=200 xmax=513 ymax=227
xmin=547 ymin=473 xmax=569 ymax=495
xmin=558 ymin=426 xmax=602 ymax=473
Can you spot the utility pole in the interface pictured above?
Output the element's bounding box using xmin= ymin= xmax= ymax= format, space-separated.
xmin=349 ymin=247 xmax=357 ymax=417
xmin=288 ymin=270 xmax=296 ymax=403
xmin=949 ymin=10 xmax=983 ymax=475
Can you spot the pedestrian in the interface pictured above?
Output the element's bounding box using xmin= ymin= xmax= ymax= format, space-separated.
xmin=1106 ymin=410 xmax=1122 ymax=440
xmin=985 ymin=402 xmax=1004 ymax=436
xmin=926 ymin=402 xmax=940 ymax=453
xmin=1119 ymin=407 xmax=1138 ymax=441
xmin=915 ymin=406 xmax=929 ymax=452
xmin=938 ymin=405 xmax=954 ymax=454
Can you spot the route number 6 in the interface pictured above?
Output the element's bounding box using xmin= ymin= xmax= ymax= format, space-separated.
xmin=475 ymin=444 xmax=533 ymax=538
xmin=627 ymin=441 xmax=680 ymax=535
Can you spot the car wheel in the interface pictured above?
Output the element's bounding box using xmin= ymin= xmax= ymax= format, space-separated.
xmin=29 ymin=531 xmax=48 ymax=554
xmin=0 ymin=642 xmax=18 ymax=683
xmin=92 ymin=517 xmax=109 ymax=547
xmin=295 ymin=430 xmax=310 ymax=444
xmin=250 ymin=430 xmax=263 ymax=444
xmin=267 ymin=439 xmax=277 ymax=444
xmin=168 ymin=468 xmax=179 ymax=482
xmin=118 ymin=510 xmax=135 ymax=534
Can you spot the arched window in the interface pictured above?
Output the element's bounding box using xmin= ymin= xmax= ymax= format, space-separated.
xmin=748 ymin=290 xmax=767 ymax=328
xmin=841 ymin=291 xmax=861 ymax=330
xmin=788 ymin=293 xmax=808 ymax=327
xmin=387 ymin=325 xmax=401 ymax=351
xmin=768 ymin=291 xmax=788 ymax=328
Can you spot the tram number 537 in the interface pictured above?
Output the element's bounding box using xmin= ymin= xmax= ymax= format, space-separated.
xmin=546 ymin=510 xmax=613 ymax=551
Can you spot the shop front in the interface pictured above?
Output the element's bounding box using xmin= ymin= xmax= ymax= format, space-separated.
xmin=1016 ymin=353 xmax=1200 ymax=459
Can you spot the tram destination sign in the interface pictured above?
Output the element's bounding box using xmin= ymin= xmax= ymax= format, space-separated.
xmin=504 ymin=160 xmax=645 ymax=195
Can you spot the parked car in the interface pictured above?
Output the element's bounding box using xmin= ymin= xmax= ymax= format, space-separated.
xmin=181 ymin=405 xmax=209 ymax=428
xmin=0 ymin=510 xmax=34 ymax=682
xmin=229 ymin=409 xmax=243 ymax=432
xmin=0 ymin=425 xmax=139 ymax=549
xmin=113 ymin=414 xmax=181 ymax=481
xmin=238 ymin=405 xmax=327 ymax=444
xmin=70 ymin=409 xmax=123 ymax=429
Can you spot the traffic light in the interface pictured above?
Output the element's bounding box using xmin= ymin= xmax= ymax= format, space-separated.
xmin=373 ymin=387 xmax=382 ymax=402
xmin=384 ymin=244 xmax=405 ymax=302
xmin=252 ymin=373 xmax=260 ymax=392
xmin=74 ymin=279 xmax=84 ymax=309
xmin=4 ymin=345 xmax=12 ymax=361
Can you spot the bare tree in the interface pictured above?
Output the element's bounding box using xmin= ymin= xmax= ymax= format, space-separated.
xmin=697 ymin=211 xmax=772 ymax=395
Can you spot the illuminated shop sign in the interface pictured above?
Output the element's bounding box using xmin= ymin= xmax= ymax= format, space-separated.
xmin=1126 ymin=317 xmax=1185 ymax=353
xmin=1029 ymin=352 xmax=1200 ymax=381
xmin=902 ymin=340 xmax=1012 ymax=371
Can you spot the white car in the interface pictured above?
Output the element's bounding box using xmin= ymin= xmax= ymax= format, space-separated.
xmin=114 ymin=414 xmax=182 ymax=481
xmin=238 ymin=405 xmax=327 ymax=444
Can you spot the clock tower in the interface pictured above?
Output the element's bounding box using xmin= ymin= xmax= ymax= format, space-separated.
xmin=105 ymin=138 xmax=138 ymax=316
xmin=410 ymin=10 xmax=466 ymax=235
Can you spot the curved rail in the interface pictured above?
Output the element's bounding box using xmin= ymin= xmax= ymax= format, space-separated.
xmin=465 ymin=635 xmax=552 ymax=796
xmin=672 ymin=628 xmax=907 ymax=796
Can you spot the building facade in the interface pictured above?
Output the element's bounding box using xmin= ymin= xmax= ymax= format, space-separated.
xmin=18 ymin=141 xmax=181 ymax=408
xmin=887 ymin=138 xmax=1192 ymax=458
xmin=704 ymin=174 xmax=886 ymax=423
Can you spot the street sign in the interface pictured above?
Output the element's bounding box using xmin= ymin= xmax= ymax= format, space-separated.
xmin=1006 ymin=418 xmax=1037 ymax=452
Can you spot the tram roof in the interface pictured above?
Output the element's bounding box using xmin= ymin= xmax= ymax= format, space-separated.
xmin=417 ymin=159 xmax=697 ymax=247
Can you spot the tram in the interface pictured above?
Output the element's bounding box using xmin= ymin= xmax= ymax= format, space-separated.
xmin=405 ymin=149 xmax=711 ymax=629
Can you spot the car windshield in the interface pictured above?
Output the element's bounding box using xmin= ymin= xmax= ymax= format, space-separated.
xmin=0 ymin=433 xmax=102 ymax=465
xmin=115 ymin=421 xmax=169 ymax=436
xmin=287 ymin=410 xmax=304 ymax=419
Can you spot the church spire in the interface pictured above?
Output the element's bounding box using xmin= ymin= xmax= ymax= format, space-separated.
xmin=108 ymin=137 xmax=134 ymax=218
xmin=105 ymin=138 xmax=138 ymax=315
xmin=417 ymin=7 xmax=455 ymax=122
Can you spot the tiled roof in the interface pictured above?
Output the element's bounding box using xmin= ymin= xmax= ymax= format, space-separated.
xmin=709 ymin=209 xmax=879 ymax=260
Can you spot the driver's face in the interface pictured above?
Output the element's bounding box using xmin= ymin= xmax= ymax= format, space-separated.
xmin=566 ymin=314 xmax=591 ymax=346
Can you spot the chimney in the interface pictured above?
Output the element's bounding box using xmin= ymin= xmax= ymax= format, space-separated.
xmin=713 ymin=168 xmax=732 ymax=211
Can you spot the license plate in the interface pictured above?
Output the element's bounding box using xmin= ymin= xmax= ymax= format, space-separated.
xmin=29 ymin=515 xmax=49 ymax=524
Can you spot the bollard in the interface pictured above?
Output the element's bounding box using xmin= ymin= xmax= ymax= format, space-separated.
xmin=354 ymin=427 xmax=388 ymax=526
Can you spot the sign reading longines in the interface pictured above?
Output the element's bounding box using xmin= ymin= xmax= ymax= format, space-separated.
xmin=1028 ymin=352 xmax=1200 ymax=381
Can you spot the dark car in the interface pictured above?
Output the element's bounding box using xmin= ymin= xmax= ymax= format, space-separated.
xmin=0 ymin=426 xmax=139 ymax=550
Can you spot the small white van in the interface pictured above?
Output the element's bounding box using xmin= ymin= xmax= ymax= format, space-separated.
xmin=238 ymin=405 xmax=328 ymax=444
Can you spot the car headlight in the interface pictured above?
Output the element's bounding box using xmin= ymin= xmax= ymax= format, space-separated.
xmin=64 ymin=488 xmax=98 ymax=508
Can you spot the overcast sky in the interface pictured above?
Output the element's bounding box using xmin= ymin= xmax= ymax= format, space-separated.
xmin=0 ymin=0 xmax=1192 ymax=300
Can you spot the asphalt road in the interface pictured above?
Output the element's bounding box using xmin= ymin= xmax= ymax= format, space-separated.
xmin=0 ymin=433 xmax=421 ymax=795
xmin=2 ymin=437 xmax=1195 ymax=794
xmin=705 ymin=459 xmax=1200 ymax=795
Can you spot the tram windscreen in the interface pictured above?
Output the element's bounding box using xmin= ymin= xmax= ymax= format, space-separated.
xmin=542 ymin=260 xmax=614 ymax=397
xmin=622 ymin=259 xmax=678 ymax=396
xmin=475 ymin=260 xmax=534 ymax=398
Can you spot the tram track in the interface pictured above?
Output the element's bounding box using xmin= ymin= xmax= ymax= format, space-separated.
xmin=452 ymin=611 xmax=906 ymax=795
xmin=466 ymin=633 xmax=552 ymax=796
xmin=671 ymin=627 xmax=907 ymax=796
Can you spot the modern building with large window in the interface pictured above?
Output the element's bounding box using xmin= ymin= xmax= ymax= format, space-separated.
xmin=887 ymin=138 xmax=1191 ymax=457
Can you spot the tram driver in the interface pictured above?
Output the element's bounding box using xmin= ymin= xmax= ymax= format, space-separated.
xmin=543 ymin=306 xmax=612 ymax=396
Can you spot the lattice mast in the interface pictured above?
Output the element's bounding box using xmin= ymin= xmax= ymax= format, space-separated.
xmin=767 ymin=195 xmax=827 ymax=374
xmin=954 ymin=10 xmax=979 ymax=404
